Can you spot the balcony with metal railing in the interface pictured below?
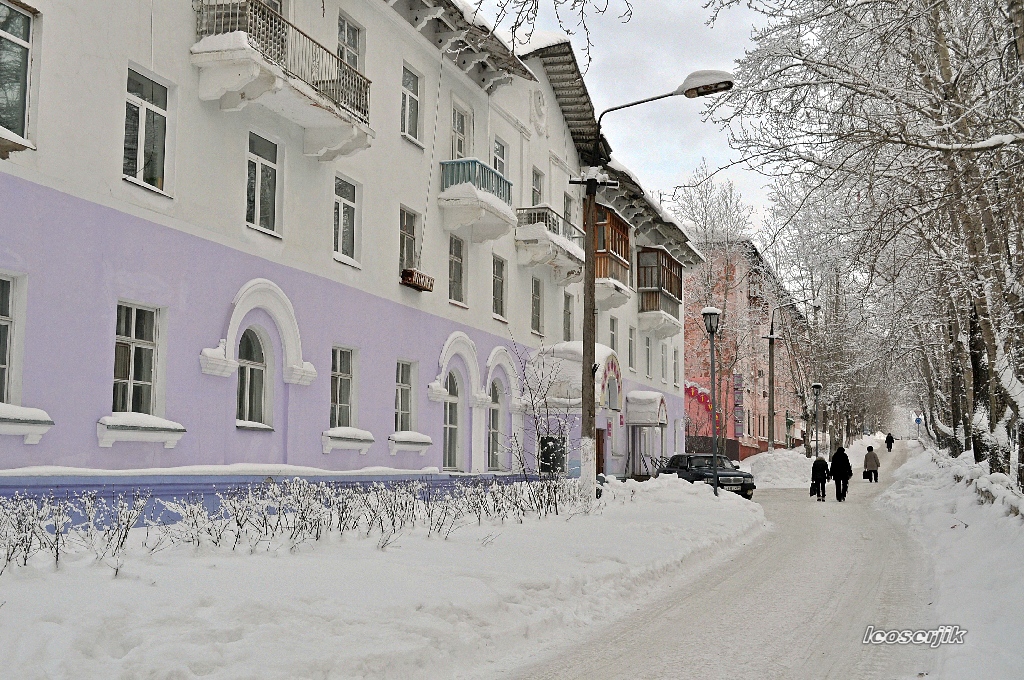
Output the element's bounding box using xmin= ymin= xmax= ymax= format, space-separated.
xmin=514 ymin=204 xmax=585 ymax=285
xmin=438 ymin=159 xmax=517 ymax=243
xmin=636 ymin=247 xmax=684 ymax=337
xmin=191 ymin=0 xmax=373 ymax=160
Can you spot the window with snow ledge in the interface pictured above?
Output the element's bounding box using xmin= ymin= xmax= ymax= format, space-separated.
xmin=96 ymin=412 xmax=185 ymax=449
xmin=0 ymin=403 xmax=54 ymax=445
xmin=322 ymin=426 xmax=374 ymax=454
xmin=388 ymin=431 xmax=432 ymax=456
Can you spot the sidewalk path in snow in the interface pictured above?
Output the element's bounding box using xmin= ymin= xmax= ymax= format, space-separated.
xmin=502 ymin=442 xmax=938 ymax=680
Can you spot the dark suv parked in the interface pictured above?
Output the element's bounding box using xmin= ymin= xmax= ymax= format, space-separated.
xmin=657 ymin=454 xmax=756 ymax=499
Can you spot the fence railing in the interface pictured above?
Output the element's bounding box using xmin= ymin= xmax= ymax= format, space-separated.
xmin=516 ymin=205 xmax=585 ymax=249
xmin=440 ymin=158 xmax=513 ymax=206
xmin=196 ymin=0 xmax=370 ymax=124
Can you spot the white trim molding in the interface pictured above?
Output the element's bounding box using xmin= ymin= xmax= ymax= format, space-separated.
xmin=322 ymin=426 xmax=375 ymax=455
xmin=97 ymin=413 xmax=185 ymax=449
xmin=200 ymin=278 xmax=317 ymax=385
xmin=388 ymin=430 xmax=432 ymax=456
xmin=0 ymin=403 xmax=54 ymax=445
xmin=436 ymin=331 xmax=481 ymax=396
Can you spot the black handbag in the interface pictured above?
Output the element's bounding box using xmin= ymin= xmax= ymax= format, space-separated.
xmin=863 ymin=470 xmax=871 ymax=480
xmin=810 ymin=481 xmax=817 ymax=496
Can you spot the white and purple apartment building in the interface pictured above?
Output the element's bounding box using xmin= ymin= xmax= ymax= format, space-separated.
xmin=0 ymin=0 xmax=702 ymax=492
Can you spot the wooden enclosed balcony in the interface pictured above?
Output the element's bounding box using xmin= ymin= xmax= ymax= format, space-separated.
xmin=637 ymin=247 xmax=683 ymax=337
xmin=191 ymin=0 xmax=372 ymax=160
xmin=594 ymin=206 xmax=632 ymax=310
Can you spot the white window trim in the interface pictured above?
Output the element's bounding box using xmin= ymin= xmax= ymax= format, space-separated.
xmin=336 ymin=11 xmax=364 ymax=72
xmin=531 ymin=167 xmax=544 ymax=206
xmin=399 ymin=206 xmax=420 ymax=272
xmin=492 ymin=254 xmax=507 ymax=320
xmin=401 ymin=64 xmax=422 ymax=142
xmin=333 ymin=173 xmax=360 ymax=264
xmin=0 ymin=1 xmax=33 ymax=150
xmin=487 ymin=382 xmax=503 ymax=471
xmin=122 ymin=65 xmax=175 ymax=196
xmin=330 ymin=346 xmax=357 ymax=429
xmin=492 ymin=137 xmax=507 ymax=177
xmin=246 ymin=130 xmax=282 ymax=235
xmin=531 ymin=276 xmax=544 ymax=335
xmin=442 ymin=372 xmax=462 ymax=471
xmin=112 ymin=302 xmax=160 ymax=417
xmin=451 ymin=103 xmax=471 ymax=160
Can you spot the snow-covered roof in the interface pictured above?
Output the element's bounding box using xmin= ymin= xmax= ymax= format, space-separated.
xmin=625 ymin=391 xmax=668 ymax=426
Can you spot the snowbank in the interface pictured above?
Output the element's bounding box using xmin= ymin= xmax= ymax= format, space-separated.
xmin=0 ymin=476 xmax=764 ymax=678
xmin=878 ymin=445 xmax=1024 ymax=677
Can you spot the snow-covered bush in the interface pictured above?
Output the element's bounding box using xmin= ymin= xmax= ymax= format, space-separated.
xmin=0 ymin=476 xmax=601 ymax=574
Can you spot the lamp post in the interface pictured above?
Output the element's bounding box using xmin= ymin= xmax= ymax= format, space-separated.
xmin=765 ymin=298 xmax=818 ymax=452
xmin=703 ymin=307 xmax=722 ymax=496
xmin=574 ymin=70 xmax=734 ymax=493
xmin=812 ymin=382 xmax=823 ymax=457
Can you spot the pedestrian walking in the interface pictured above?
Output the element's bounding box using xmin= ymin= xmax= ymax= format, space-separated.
xmin=831 ymin=446 xmax=853 ymax=501
xmin=885 ymin=433 xmax=895 ymax=453
xmin=863 ymin=445 xmax=880 ymax=483
xmin=811 ymin=456 xmax=830 ymax=502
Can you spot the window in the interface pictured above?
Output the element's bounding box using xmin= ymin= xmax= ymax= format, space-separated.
xmin=492 ymin=138 xmax=506 ymax=176
xmin=337 ymin=14 xmax=361 ymax=70
xmin=330 ymin=348 xmax=353 ymax=428
xmin=113 ymin=303 xmax=156 ymax=415
xmin=563 ymin=193 xmax=574 ymax=225
xmin=0 ymin=2 xmax=31 ymax=140
xmin=531 ymin=169 xmax=543 ymax=206
xmin=0 ymin=277 xmax=11 ymax=403
xmin=531 ymin=277 xmax=543 ymax=334
xmin=609 ymin=317 xmax=618 ymax=353
xmin=563 ymin=292 xmax=573 ymax=341
xmin=488 ymin=382 xmax=501 ymax=470
xmin=673 ymin=348 xmax=680 ymax=386
xmin=448 ymin=235 xmax=465 ymax=303
xmin=661 ymin=343 xmax=668 ymax=382
xmin=399 ymin=208 xmax=417 ymax=271
xmin=401 ymin=67 xmax=420 ymax=140
xmin=334 ymin=176 xmax=357 ymax=259
xmin=628 ymin=327 xmax=636 ymax=370
xmin=236 ymin=328 xmax=266 ymax=424
xmin=123 ymin=70 xmax=168 ymax=190
xmin=246 ymin=132 xmax=278 ymax=233
xmin=644 ymin=336 xmax=652 ymax=377
xmin=452 ymin=106 xmax=468 ymax=159
xmin=395 ymin=361 xmax=413 ymax=431
xmin=492 ymin=255 xmax=506 ymax=317
xmin=443 ymin=372 xmax=459 ymax=470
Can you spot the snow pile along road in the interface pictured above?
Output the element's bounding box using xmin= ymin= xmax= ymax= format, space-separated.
xmin=0 ymin=475 xmax=764 ymax=679
xmin=742 ymin=435 xmax=886 ymax=489
xmin=878 ymin=443 xmax=1024 ymax=678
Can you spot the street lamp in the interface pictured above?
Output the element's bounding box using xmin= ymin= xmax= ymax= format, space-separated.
xmin=703 ymin=306 xmax=722 ymax=496
xmin=764 ymin=297 xmax=818 ymax=452
xmin=811 ymin=382 xmax=823 ymax=458
xmin=576 ymin=70 xmax=734 ymax=494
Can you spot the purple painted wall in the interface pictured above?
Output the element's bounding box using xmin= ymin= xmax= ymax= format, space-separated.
xmin=0 ymin=172 xmax=686 ymax=476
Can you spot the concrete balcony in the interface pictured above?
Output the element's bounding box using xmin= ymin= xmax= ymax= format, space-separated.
xmin=515 ymin=206 xmax=584 ymax=285
xmin=438 ymin=159 xmax=516 ymax=242
xmin=191 ymin=1 xmax=373 ymax=161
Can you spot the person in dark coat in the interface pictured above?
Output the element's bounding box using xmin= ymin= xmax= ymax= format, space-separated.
xmin=864 ymin=446 xmax=880 ymax=483
xmin=831 ymin=446 xmax=853 ymax=501
xmin=811 ymin=456 xmax=830 ymax=502
xmin=885 ymin=433 xmax=895 ymax=452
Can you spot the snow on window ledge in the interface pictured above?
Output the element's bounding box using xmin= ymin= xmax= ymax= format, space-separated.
xmin=321 ymin=426 xmax=375 ymax=455
xmin=0 ymin=403 xmax=55 ymax=445
xmin=236 ymin=420 xmax=274 ymax=432
xmin=388 ymin=431 xmax=433 ymax=456
xmin=97 ymin=413 xmax=186 ymax=449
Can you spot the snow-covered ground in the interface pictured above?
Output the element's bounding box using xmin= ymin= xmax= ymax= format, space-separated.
xmin=878 ymin=442 xmax=1024 ymax=678
xmin=742 ymin=435 xmax=887 ymax=488
xmin=0 ymin=475 xmax=765 ymax=679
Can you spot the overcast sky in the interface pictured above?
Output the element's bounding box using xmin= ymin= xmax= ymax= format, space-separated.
xmin=520 ymin=0 xmax=768 ymax=218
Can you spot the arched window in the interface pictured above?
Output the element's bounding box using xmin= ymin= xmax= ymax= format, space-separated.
xmin=237 ymin=328 xmax=266 ymax=424
xmin=488 ymin=381 xmax=502 ymax=470
xmin=442 ymin=372 xmax=459 ymax=470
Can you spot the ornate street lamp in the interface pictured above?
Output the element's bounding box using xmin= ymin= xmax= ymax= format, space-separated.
xmin=703 ymin=306 xmax=722 ymax=496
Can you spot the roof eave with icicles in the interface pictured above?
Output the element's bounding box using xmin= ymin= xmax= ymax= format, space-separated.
xmin=517 ymin=40 xmax=611 ymax=164
xmin=386 ymin=0 xmax=534 ymax=93
xmin=599 ymin=164 xmax=706 ymax=271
